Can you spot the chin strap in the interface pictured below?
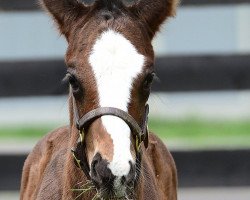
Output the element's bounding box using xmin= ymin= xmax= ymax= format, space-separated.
xmin=71 ymin=95 xmax=150 ymax=180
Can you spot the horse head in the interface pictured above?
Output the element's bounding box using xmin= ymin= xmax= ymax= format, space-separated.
xmin=41 ymin=0 xmax=178 ymax=198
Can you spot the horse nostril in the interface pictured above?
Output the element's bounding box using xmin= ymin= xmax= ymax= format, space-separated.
xmin=91 ymin=153 xmax=115 ymax=188
xmin=91 ymin=153 xmax=103 ymax=186
xmin=124 ymin=161 xmax=136 ymax=186
xmin=91 ymin=159 xmax=98 ymax=176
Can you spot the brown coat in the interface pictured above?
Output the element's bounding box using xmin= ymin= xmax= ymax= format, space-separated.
xmin=20 ymin=127 xmax=177 ymax=200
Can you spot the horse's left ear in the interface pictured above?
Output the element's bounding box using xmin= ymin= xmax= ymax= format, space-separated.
xmin=130 ymin=0 xmax=179 ymax=38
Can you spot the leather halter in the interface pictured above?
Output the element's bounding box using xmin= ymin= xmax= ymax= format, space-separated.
xmin=71 ymin=94 xmax=149 ymax=180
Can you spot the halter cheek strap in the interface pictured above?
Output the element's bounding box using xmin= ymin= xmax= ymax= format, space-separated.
xmin=71 ymin=95 xmax=150 ymax=179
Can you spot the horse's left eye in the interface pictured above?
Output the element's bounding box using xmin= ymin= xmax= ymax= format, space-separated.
xmin=143 ymin=72 xmax=155 ymax=90
xmin=64 ymin=73 xmax=81 ymax=95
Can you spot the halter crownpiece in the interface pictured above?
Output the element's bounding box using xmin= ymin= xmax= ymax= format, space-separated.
xmin=71 ymin=94 xmax=150 ymax=178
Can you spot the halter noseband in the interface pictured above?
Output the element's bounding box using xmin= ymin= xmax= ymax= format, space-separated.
xmin=71 ymin=95 xmax=149 ymax=180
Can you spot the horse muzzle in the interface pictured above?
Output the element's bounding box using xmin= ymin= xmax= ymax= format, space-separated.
xmin=90 ymin=153 xmax=136 ymax=197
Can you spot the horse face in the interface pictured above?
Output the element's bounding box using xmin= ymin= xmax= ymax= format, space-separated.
xmin=66 ymin=18 xmax=154 ymax=198
xmin=41 ymin=0 xmax=178 ymax=198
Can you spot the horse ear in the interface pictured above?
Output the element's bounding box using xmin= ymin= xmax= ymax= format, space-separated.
xmin=40 ymin=0 xmax=88 ymax=37
xmin=131 ymin=0 xmax=179 ymax=38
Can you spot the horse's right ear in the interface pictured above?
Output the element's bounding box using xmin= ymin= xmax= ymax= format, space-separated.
xmin=40 ymin=0 xmax=88 ymax=37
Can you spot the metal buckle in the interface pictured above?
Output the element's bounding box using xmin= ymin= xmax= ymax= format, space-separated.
xmin=136 ymin=134 xmax=143 ymax=152
xmin=79 ymin=129 xmax=85 ymax=143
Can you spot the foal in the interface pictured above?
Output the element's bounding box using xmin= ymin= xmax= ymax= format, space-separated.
xmin=20 ymin=0 xmax=179 ymax=199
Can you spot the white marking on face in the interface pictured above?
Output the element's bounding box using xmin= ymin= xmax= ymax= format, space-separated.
xmin=89 ymin=30 xmax=145 ymax=177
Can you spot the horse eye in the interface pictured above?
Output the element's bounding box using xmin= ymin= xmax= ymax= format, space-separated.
xmin=143 ymin=72 xmax=155 ymax=90
xmin=65 ymin=73 xmax=81 ymax=94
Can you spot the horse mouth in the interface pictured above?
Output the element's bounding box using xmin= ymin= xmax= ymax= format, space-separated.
xmin=97 ymin=185 xmax=134 ymax=200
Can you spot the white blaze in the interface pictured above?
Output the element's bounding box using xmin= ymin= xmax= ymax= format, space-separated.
xmin=89 ymin=30 xmax=145 ymax=177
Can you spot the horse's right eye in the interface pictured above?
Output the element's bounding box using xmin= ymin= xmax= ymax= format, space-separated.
xmin=65 ymin=73 xmax=81 ymax=95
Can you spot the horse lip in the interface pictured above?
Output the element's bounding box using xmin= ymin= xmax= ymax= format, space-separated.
xmin=97 ymin=183 xmax=128 ymax=200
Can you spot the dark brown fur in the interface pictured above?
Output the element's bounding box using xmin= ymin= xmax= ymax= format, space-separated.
xmin=21 ymin=0 xmax=179 ymax=199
